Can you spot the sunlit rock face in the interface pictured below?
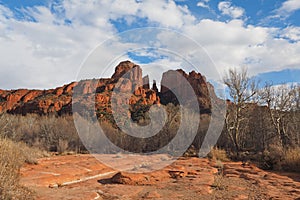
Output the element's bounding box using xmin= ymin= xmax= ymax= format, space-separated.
xmin=0 ymin=60 xmax=217 ymax=116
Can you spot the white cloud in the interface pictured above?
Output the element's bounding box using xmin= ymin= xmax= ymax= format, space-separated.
xmin=281 ymin=26 xmax=300 ymax=42
xmin=218 ymin=1 xmax=245 ymax=19
xmin=139 ymin=0 xmax=195 ymax=28
xmin=0 ymin=4 xmax=13 ymax=19
xmin=182 ymin=19 xmax=300 ymax=78
xmin=0 ymin=2 xmax=117 ymax=89
xmin=197 ymin=2 xmax=207 ymax=8
xmin=277 ymin=0 xmax=300 ymax=15
xmin=197 ymin=0 xmax=210 ymax=9
xmin=0 ymin=0 xmax=197 ymax=89
xmin=0 ymin=0 xmax=300 ymax=90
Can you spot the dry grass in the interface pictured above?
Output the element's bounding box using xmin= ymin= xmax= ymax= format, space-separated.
xmin=211 ymin=174 xmax=226 ymax=191
xmin=259 ymin=145 xmax=300 ymax=172
xmin=208 ymin=148 xmax=230 ymax=162
xmin=261 ymin=144 xmax=285 ymax=170
xmin=0 ymin=138 xmax=45 ymax=199
xmin=280 ymin=147 xmax=300 ymax=173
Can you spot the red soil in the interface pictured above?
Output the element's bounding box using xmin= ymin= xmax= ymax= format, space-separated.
xmin=20 ymin=154 xmax=300 ymax=200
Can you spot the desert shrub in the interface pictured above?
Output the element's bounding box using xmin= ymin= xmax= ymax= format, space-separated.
xmin=211 ymin=160 xmax=226 ymax=190
xmin=260 ymin=144 xmax=285 ymax=170
xmin=18 ymin=142 xmax=49 ymax=165
xmin=208 ymin=147 xmax=230 ymax=162
xmin=279 ymin=147 xmax=300 ymax=172
xmin=260 ymin=146 xmax=300 ymax=172
xmin=212 ymin=174 xmax=226 ymax=191
xmin=0 ymin=113 xmax=84 ymax=154
xmin=57 ymin=139 xmax=69 ymax=154
xmin=0 ymin=138 xmax=43 ymax=199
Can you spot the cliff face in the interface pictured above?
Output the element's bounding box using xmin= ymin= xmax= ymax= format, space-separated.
xmin=160 ymin=69 xmax=211 ymax=113
xmin=0 ymin=61 xmax=216 ymax=116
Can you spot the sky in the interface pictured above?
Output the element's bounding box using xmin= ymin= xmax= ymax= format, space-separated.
xmin=0 ymin=0 xmax=300 ymax=89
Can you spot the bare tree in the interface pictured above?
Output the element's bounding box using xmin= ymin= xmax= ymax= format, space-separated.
xmin=291 ymin=84 xmax=300 ymax=111
xmin=223 ymin=67 xmax=258 ymax=155
xmin=258 ymin=82 xmax=296 ymax=147
xmin=291 ymin=84 xmax=300 ymax=145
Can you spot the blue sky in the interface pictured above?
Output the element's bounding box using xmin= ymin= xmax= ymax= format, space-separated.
xmin=0 ymin=0 xmax=299 ymax=89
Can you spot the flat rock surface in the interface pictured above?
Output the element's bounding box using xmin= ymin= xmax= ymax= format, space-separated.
xmin=20 ymin=154 xmax=300 ymax=200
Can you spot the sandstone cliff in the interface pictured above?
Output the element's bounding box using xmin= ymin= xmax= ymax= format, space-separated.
xmin=0 ymin=61 xmax=216 ymax=116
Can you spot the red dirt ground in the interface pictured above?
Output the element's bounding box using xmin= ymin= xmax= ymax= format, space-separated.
xmin=20 ymin=154 xmax=300 ymax=200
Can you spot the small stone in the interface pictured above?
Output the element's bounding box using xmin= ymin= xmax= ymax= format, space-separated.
xmin=143 ymin=191 xmax=161 ymax=198
xmin=48 ymin=183 xmax=58 ymax=188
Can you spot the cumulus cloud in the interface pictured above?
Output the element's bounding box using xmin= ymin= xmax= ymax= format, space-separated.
xmin=218 ymin=1 xmax=245 ymax=19
xmin=0 ymin=0 xmax=196 ymax=89
xmin=277 ymin=0 xmax=300 ymax=16
xmin=281 ymin=26 xmax=300 ymax=42
xmin=0 ymin=2 xmax=118 ymax=89
xmin=0 ymin=0 xmax=299 ymax=90
xmin=182 ymin=19 xmax=300 ymax=77
xmin=139 ymin=0 xmax=195 ymax=28
xmin=197 ymin=0 xmax=210 ymax=9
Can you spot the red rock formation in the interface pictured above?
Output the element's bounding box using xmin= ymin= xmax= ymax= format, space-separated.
xmin=6 ymin=89 xmax=29 ymax=110
xmin=116 ymin=78 xmax=133 ymax=93
xmin=0 ymin=61 xmax=217 ymax=116
xmin=160 ymin=69 xmax=212 ymax=113
xmin=23 ymin=90 xmax=43 ymax=103
xmin=111 ymin=60 xmax=137 ymax=80
xmin=152 ymin=80 xmax=158 ymax=93
xmin=142 ymin=75 xmax=150 ymax=90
